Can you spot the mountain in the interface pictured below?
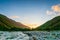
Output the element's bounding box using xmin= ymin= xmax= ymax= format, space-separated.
xmin=35 ymin=16 xmax=60 ymax=30
xmin=0 ymin=14 xmax=30 ymax=31
xmin=1 ymin=14 xmax=60 ymax=31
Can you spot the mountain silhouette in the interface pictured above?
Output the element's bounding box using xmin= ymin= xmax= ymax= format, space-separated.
xmin=0 ymin=14 xmax=30 ymax=31
xmin=35 ymin=16 xmax=60 ymax=30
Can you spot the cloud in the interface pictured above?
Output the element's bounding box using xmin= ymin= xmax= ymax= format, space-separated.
xmin=52 ymin=4 xmax=60 ymax=12
xmin=46 ymin=4 xmax=60 ymax=15
xmin=46 ymin=10 xmax=54 ymax=15
xmin=10 ymin=16 xmax=20 ymax=18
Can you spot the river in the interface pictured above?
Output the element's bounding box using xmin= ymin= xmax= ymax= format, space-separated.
xmin=0 ymin=31 xmax=60 ymax=40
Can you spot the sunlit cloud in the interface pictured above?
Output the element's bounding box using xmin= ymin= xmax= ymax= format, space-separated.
xmin=10 ymin=16 xmax=20 ymax=18
xmin=52 ymin=4 xmax=60 ymax=12
xmin=46 ymin=4 xmax=60 ymax=15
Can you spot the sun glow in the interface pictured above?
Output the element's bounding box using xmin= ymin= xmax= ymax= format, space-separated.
xmin=24 ymin=24 xmax=40 ymax=28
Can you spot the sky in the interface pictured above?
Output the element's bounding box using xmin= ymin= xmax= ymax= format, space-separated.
xmin=0 ymin=0 xmax=60 ymax=28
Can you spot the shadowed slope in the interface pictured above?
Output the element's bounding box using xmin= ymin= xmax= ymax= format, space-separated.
xmin=0 ymin=14 xmax=30 ymax=31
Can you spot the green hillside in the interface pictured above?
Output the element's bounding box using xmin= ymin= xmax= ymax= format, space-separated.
xmin=0 ymin=14 xmax=30 ymax=31
xmin=0 ymin=14 xmax=60 ymax=31
xmin=35 ymin=16 xmax=60 ymax=30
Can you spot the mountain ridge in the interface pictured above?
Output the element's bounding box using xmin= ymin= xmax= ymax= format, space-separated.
xmin=0 ymin=14 xmax=30 ymax=31
xmin=0 ymin=14 xmax=60 ymax=31
xmin=35 ymin=16 xmax=60 ymax=30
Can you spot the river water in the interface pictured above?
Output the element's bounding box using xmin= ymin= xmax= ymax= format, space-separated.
xmin=0 ymin=31 xmax=60 ymax=40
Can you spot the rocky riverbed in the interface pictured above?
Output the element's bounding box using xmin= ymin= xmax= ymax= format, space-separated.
xmin=0 ymin=31 xmax=60 ymax=40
